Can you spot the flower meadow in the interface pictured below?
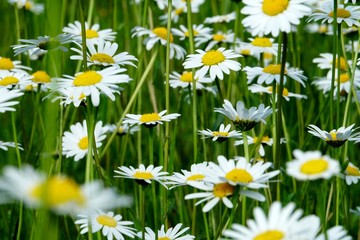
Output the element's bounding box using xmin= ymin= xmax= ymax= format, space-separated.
xmin=1 ymin=0 xmax=360 ymax=239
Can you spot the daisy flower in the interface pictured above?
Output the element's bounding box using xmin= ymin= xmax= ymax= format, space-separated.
xmin=62 ymin=120 xmax=108 ymax=161
xmin=241 ymin=0 xmax=312 ymax=37
xmin=308 ymin=2 xmax=360 ymax=27
xmin=204 ymin=12 xmax=236 ymax=24
xmin=70 ymin=40 xmax=137 ymax=68
xmin=123 ymin=110 xmax=180 ymax=127
xmin=243 ymin=64 xmax=307 ymax=87
xmin=343 ymin=162 xmax=360 ymax=185
xmin=131 ymin=26 xmax=186 ymax=60
xmin=75 ymin=210 xmax=136 ymax=240
xmin=313 ymin=53 xmax=349 ymax=71
xmin=0 ymin=56 xmax=31 ymax=73
xmin=0 ymin=165 xmax=131 ymax=215
xmin=305 ymin=23 xmax=333 ymax=34
xmin=248 ymin=84 xmax=307 ymax=101
xmin=114 ymin=164 xmax=168 ymax=187
xmin=7 ymin=0 xmax=44 ymax=14
xmin=350 ymin=206 xmax=360 ymax=216
xmin=241 ymin=37 xmax=278 ymax=55
xmin=195 ymin=31 xmax=237 ymax=51
xmin=183 ymin=47 xmax=241 ymax=80
xmin=169 ymin=71 xmax=213 ymax=90
xmin=0 ymin=88 xmax=24 ymax=113
xmin=48 ymin=87 xmax=87 ymax=107
xmin=12 ymin=34 xmax=73 ymax=56
xmin=166 ymin=162 xmax=209 ymax=189
xmin=198 ymin=124 xmax=242 ymax=142
xmin=53 ymin=66 xmax=132 ymax=106
xmin=0 ymin=141 xmax=23 ymax=151
xmin=0 ymin=71 xmax=33 ymax=89
xmin=308 ymin=124 xmax=360 ymax=147
xmin=31 ymin=70 xmax=51 ymax=85
xmin=154 ymin=0 xmax=167 ymax=10
xmin=315 ymin=226 xmax=352 ymax=240
xmin=215 ymin=99 xmax=272 ymax=131
xmin=138 ymin=223 xmax=194 ymax=240
xmin=223 ymin=201 xmax=320 ymax=240
xmin=172 ymin=24 xmax=212 ymax=41
xmin=344 ymin=0 xmax=357 ymax=3
xmin=235 ymin=135 xmax=279 ymax=156
xmin=105 ymin=123 xmax=140 ymax=136
xmin=63 ymin=21 xmax=116 ymax=43
xmin=286 ymin=149 xmax=340 ymax=181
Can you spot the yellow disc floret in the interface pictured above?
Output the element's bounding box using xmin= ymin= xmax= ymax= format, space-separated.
xmin=73 ymin=71 xmax=102 ymax=86
xmin=96 ymin=215 xmax=117 ymax=227
xmin=300 ymin=159 xmax=329 ymax=175
xmin=202 ymin=50 xmax=225 ymax=66
xmin=254 ymin=230 xmax=285 ymax=240
xmin=262 ymin=0 xmax=289 ymax=16
xmin=32 ymin=71 xmax=50 ymax=83
xmin=140 ymin=113 xmax=161 ymax=123
xmin=152 ymin=27 xmax=174 ymax=42
xmin=225 ymin=169 xmax=253 ymax=184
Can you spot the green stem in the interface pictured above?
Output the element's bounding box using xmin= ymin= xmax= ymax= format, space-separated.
xmin=215 ymin=78 xmax=224 ymax=103
xmin=79 ymin=0 xmax=88 ymax=72
xmin=86 ymin=0 xmax=94 ymax=25
xmin=242 ymin=131 xmax=250 ymax=162
xmin=330 ymin=0 xmax=338 ymax=129
xmin=85 ymin=103 xmax=95 ymax=183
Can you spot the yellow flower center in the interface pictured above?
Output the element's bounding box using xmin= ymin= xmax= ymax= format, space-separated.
xmin=346 ymin=165 xmax=360 ymax=176
xmin=96 ymin=215 xmax=117 ymax=227
xmin=253 ymin=136 xmax=271 ymax=143
xmin=263 ymin=52 xmax=273 ymax=60
xmin=186 ymin=174 xmax=205 ymax=181
xmin=185 ymin=30 xmax=199 ymax=37
xmin=78 ymin=137 xmax=88 ymax=150
xmin=180 ymin=72 xmax=194 ymax=82
xmin=254 ymin=230 xmax=285 ymax=240
xmin=31 ymin=176 xmax=85 ymax=207
xmin=328 ymin=9 xmax=351 ymax=18
xmin=0 ymin=76 xmax=19 ymax=86
xmin=319 ymin=25 xmax=328 ymax=33
xmin=263 ymin=64 xmax=287 ymax=75
xmin=159 ymin=237 xmax=171 ymax=240
xmin=25 ymin=1 xmax=32 ymax=10
xmin=300 ymin=158 xmax=329 ymax=175
xmin=133 ymin=171 xmax=154 ymax=180
xmin=0 ymin=58 xmax=15 ymax=70
xmin=202 ymin=50 xmax=225 ymax=66
xmin=225 ymin=169 xmax=253 ymax=184
xmin=335 ymin=57 xmax=347 ymax=71
xmin=339 ymin=73 xmax=350 ymax=83
xmin=175 ymin=7 xmax=184 ymax=15
xmin=213 ymin=34 xmax=226 ymax=42
xmin=32 ymin=71 xmax=50 ymax=83
xmin=327 ymin=132 xmax=337 ymax=140
xmin=262 ymin=0 xmax=289 ymax=16
xmin=90 ymin=53 xmax=115 ymax=64
xmin=73 ymin=71 xmax=102 ymax=86
xmin=212 ymin=131 xmax=229 ymax=137
xmin=140 ymin=113 xmax=161 ymax=123
xmin=267 ymin=86 xmax=289 ymax=96
xmin=85 ymin=29 xmax=99 ymax=39
xmin=213 ymin=182 xmax=235 ymax=198
xmin=152 ymin=27 xmax=174 ymax=42
xmin=240 ymin=49 xmax=251 ymax=55
xmin=251 ymin=37 xmax=272 ymax=47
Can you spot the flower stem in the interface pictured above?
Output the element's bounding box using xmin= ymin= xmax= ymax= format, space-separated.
xmin=242 ymin=131 xmax=250 ymax=162
xmin=330 ymin=0 xmax=338 ymax=129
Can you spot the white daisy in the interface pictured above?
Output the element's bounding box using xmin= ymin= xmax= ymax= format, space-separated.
xmin=0 ymin=165 xmax=131 ymax=215
xmin=7 ymin=0 xmax=44 ymax=14
xmin=173 ymin=0 xmax=204 ymax=12
xmin=343 ymin=162 xmax=360 ymax=185
xmin=49 ymin=87 xmax=87 ymax=107
xmin=122 ymin=110 xmax=180 ymax=127
xmin=313 ymin=53 xmax=350 ymax=71
xmin=195 ymin=31 xmax=237 ymax=51
xmin=31 ymin=70 xmax=51 ymax=85
xmin=0 ymin=70 xmax=33 ymax=89
xmin=204 ymin=12 xmax=236 ymax=24
xmin=62 ymin=120 xmax=108 ymax=161
xmin=166 ymin=162 xmax=209 ymax=189
xmin=105 ymin=123 xmax=140 ymax=136
xmin=131 ymin=26 xmax=186 ymax=60
xmin=308 ymin=124 xmax=360 ymax=147
xmin=315 ymin=226 xmax=352 ymax=240
xmin=0 ymin=88 xmax=24 ymax=113
xmin=172 ymin=24 xmax=212 ymax=41
xmin=53 ymin=66 xmax=132 ymax=106
xmin=305 ymin=23 xmax=333 ymax=34
xmin=215 ymin=99 xmax=272 ymax=131
xmin=350 ymin=206 xmax=360 ymax=216
xmin=138 ymin=223 xmax=195 ymax=240
xmin=169 ymin=71 xmax=213 ymax=90
xmin=243 ymin=64 xmax=307 ymax=87
xmin=198 ymin=124 xmax=242 ymax=142
xmin=308 ymin=2 xmax=360 ymax=27
xmin=248 ymin=84 xmax=307 ymax=101
xmin=0 ymin=141 xmax=23 ymax=151
xmin=241 ymin=0 xmax=312 ymax=37
xmin=223 ymin=201 xmax=320 ymax=240
xmin=63 ymin=21 xmax=116 ymax=43
xmin=235 ymin=135 xmax=280 ymax=156
xmin=0 ymin=56 xmax=31 ymax=73
xmin=241 ymin=37 xmax=278 ymax=55
xmin=183 ymin=47 xmax=241 ymax=80
xmin=12 ymin=34 xmax=73 ymax=56
xmin=75 ymin=210 xmax=136 ymax=240
xmin=286 ymin=149 xmax=341 ymax=181
xmin=70 ymin=40 xmax=137 ymax=68
xmin=154 ymin=0 xmax=167 ymax=10
xmin=344 ymin=0 xmax=357 ymax=3
xmin=114 ymin=164 xmax=168 ymax=187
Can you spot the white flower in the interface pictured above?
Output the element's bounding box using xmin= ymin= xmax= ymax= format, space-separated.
xmin=241 ymin=0 xmax=311 ymax=37
xmin=204 ymin=12 xmax=236 ymax=24
xmin=195 ymin=31 xmax=237 ymax=51
xmin=105 ymin=123 xmax=140 ymax=136
xmin=0 ymin=70 xmax=33 ymax=89
xmin=172 ymin=24 xmax=212 ymax=41
xmin=70 ymin=40 xmax=137 ymax=68
xmin=166 ymin=162 xmax=209 ymax=189
xmin=63 ymin=21 xmax=116 ymax=43
xmin=241 ymin=37 xmax=279 ymax=55
xmin=248 ymin=84 xmax=307 ymax=101
xmin=12 ymin=34 xmax=73 ymax=56
xmin=169 ymin=71 xmax=213 ymax=90
xmin=7 ymin=0 xmax=44 ymax=14
xmin=286 ymin=149 xmax=340 ymax=181
xmin=53 ymin=67 xmax=132 ymax=106
xmin=198 ymin=124 xmax=242 ymax=142
xmin=313 ymin=53 xmax=350 ymax=71
xmin=0 ymin=88 xmax=24 ymax=113
xmin=343 ymin=162 xmax=360 ymax=185
xmin=48 ymin=87 xmax=87 ymax=107
xmin=234 ymin=135 xmax=282 ymax=156
xmin=223 ymin=201 xmax=320 ymax=240
xmin=62 ymin=120 xmax=108 ymax=161
xmin=75 ymin=210 xmax=136 ymax=240
xmin=0 ymin=141 xmax=23 ymax=151
xmin=183 ymin=47 xmax=241 ymax=80
xmin=0 ymin=56 xmax=31 ymax=73
xmin=315 ymin=226 xmax=352 ymax=240
xmin=123 ymin=110 xmax=180 ymax=127
xmin=138 ymin=223 xmax=195 ymax=240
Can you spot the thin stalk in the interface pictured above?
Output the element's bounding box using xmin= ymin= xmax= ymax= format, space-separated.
xmin=242 ymin=131 xmax=250 ymax=162
xmin=14 ymin=5 xmax=21 ymax=57
xmin=336 ymin=24 xmax=342 ymax=127
xmin=79 ymin=0 xmax=88 ymax=72
xmin=85 ymin=102 xmax=95 ymax=183
xmin=86 ymin=0 xmax=95 ymax=25
xmin=215 ymin=78 xmax=224 ymax=102
xmin=330 ymin=0 xmax=338 ymax=129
